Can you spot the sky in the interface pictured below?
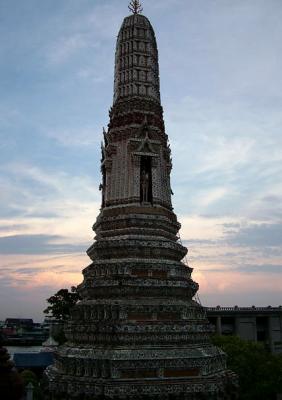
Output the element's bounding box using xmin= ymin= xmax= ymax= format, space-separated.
xmin=0 ymin=0 xmax=282 ymax=321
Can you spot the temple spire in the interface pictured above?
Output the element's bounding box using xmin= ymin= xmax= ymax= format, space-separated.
xmin=114 ymin=6 xmax=160 ymax=104
xmin=45 ymin=5 xmax=238 ymax=400
xmin=128 ymin=0 xmax=143 ymax=14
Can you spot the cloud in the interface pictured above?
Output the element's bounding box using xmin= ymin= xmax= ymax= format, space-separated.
xmin=237 ymin=264 xmax=282 ymax=274
xmin=44 ymin=2 xmax=125 ymax=67
xmin=197 ymin=187 xmax=229 ymax=208
xmin=0 ymin=163 xmax=101 ymax=233
xmin=200 ymin=264 xmax=282 ymax=274
xmin=3 ymin=162 xmax=99 ymax=199
xmin=262 ymin=195 xmax=281 ymax=204
xmin=246 ymin=192 xmax=282 ymax=222
xmin=0 ymin=273 xmax=84 ymax=321
xmin=47 ymin=33 xmax=90 ymax=66
xmin=194 ymin=267 xmax=282 ymax=307
xmin=167 ymin=95 xmax=282 ymax=175
xmin=0 ymin=252 xmax=87 ymax=315
xmin=83 ymin=3 xmax=125 ymax=40
xmin=0 ymin=224 xmax=28 ymax=232
xmin=179 ymin=214 xmax=241 ymax=242
xmin=200 ymin=289 xmax=282 ymax=308
xmin=165 ymin=93 xmax=282 ymax=222
xmin=1 ymin=0 xmax=282 ymax=318
xmin=46 ymin=126 xmax=101 ymax=148
xmin=228 ymin=222 xmax=282 ymax=247
xmin=185 ymin=239 xmax=216 ymax=246
xmin=158 ymin=0 xmax=282 ymax=101
xmin=0 ymin=234 xmax=86 ymax=255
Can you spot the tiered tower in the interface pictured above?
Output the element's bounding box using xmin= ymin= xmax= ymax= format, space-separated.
xmin=46 ymin=2 xmax=238 ymax=399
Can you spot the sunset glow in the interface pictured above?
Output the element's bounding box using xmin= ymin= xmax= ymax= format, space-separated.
xmin=1 ymin=0 xmax=281 ymax=320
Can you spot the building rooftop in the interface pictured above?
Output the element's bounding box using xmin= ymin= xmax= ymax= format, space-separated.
xmin=13 ymin=352 xmax=53 ymax=369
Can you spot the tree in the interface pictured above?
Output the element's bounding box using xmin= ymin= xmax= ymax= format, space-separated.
xmin=21 ymin=370 xmax=43 ymax=400
xmin=44 ymin=286 xmax=81 ymax=321
xmin=212 ymin=335 xmax=282 ymax=400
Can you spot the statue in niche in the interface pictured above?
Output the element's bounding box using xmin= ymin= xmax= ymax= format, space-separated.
xmin=141 ymin=169 xmax=149 ymax=202
xmin=100 ymin=165 xmax=106 ymax=208
xmin=140 ymin=155 xmax=152 ymax=203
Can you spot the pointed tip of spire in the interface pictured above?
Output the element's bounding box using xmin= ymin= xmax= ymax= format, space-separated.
xmin=128 ymin=0 xmax=143 ymax=15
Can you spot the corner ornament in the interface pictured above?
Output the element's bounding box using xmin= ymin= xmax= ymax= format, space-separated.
xmin=128 ymin=0 xmax=143 ymax=14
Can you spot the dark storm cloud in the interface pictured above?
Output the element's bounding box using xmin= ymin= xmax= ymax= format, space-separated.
xmin=0 ymin=234 xmax=86 ymax=255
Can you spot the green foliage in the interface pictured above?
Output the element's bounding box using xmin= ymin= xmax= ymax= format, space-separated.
xmin=21 ymin=369 xmax=38 ymax=386
xmin=212 ymin=335 xmax=282 ymax=400
xmin=44 ymin=286 xmax=81 ymax=321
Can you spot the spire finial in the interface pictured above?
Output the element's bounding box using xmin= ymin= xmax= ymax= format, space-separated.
xmin=128 ymin=0 xmax=143 ymax=14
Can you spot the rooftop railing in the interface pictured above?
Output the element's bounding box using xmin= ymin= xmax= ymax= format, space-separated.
xmin=205 ymin=306 xmax=282 ymax=312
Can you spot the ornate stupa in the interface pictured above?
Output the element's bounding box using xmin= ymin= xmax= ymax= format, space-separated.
xmin=45 ymin=1 xmax=238 ymax=399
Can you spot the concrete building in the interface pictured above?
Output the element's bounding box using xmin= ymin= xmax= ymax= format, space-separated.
xmin=206 ymin=306 xmax=282 ymax=353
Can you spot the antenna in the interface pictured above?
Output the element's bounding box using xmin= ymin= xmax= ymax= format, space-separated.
xmin=128 ymin=0 xmax=143 ymax=14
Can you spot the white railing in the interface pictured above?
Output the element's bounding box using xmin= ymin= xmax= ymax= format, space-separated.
xmin=206 ymin=306 xmax=282 ymax=312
